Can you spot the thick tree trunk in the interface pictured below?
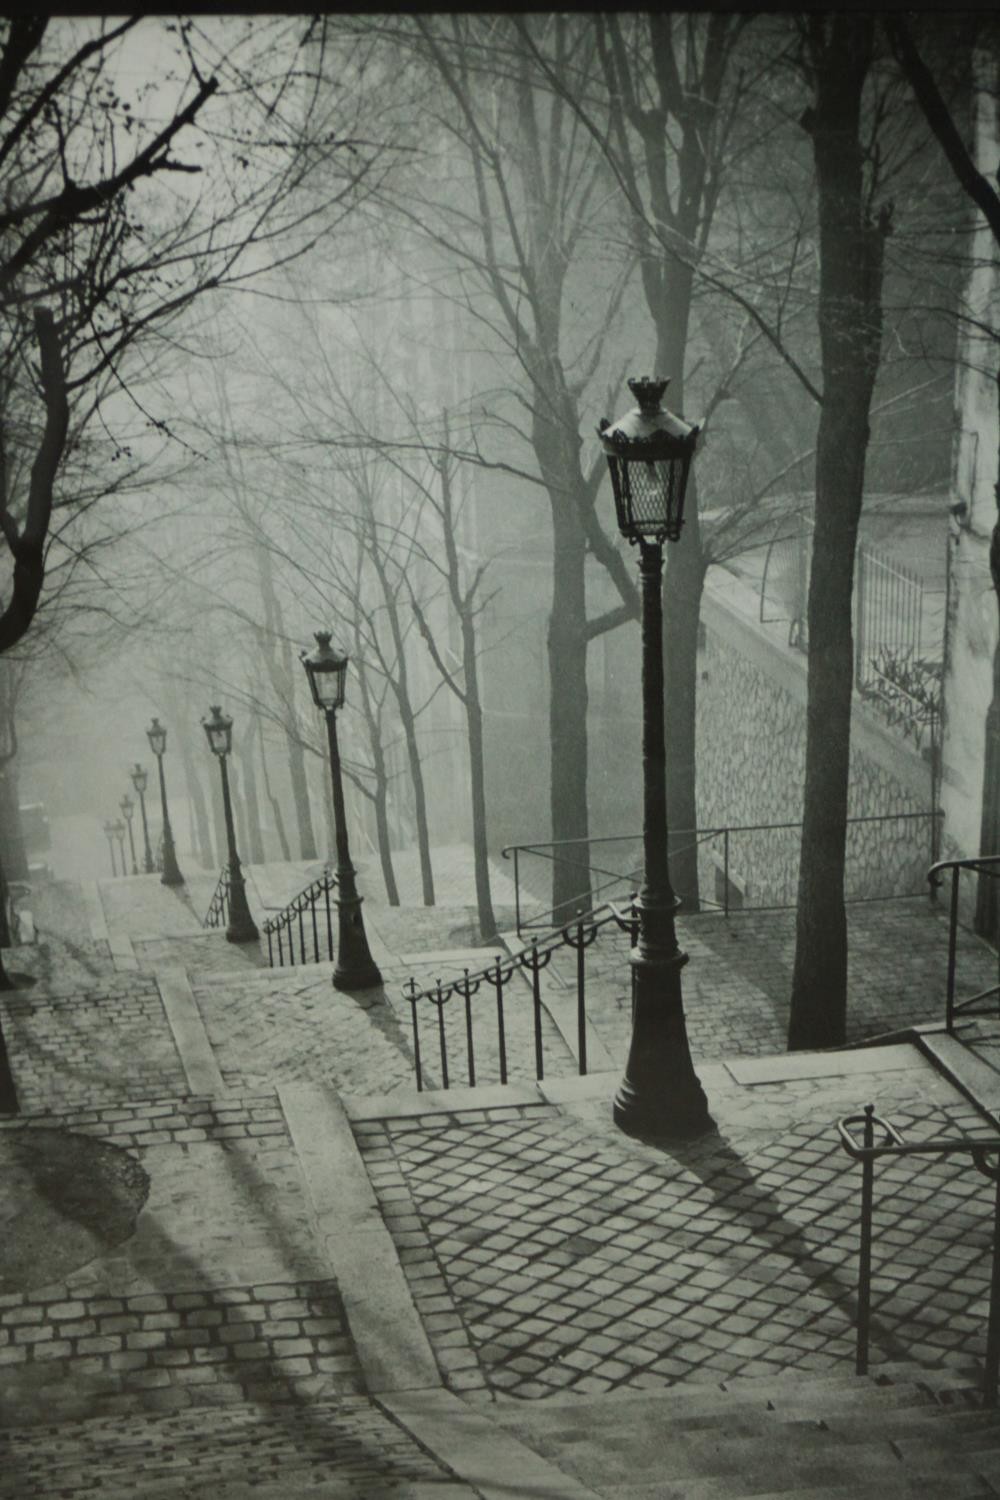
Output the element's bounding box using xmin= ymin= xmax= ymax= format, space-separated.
xmin=663 ymin=524 xmax=706 ymax=913
xmin=258 ymin=728 xmax=291 ymax=863
xmin=284 ymin=723 xmax=316 ymax=862
xmin=549 ymin=501 xmax=591 ymax=918
xmin=0 ymin=769 xmax=28 ymax=881
xmin=788 ymin=16 xmax=887 ymax=1050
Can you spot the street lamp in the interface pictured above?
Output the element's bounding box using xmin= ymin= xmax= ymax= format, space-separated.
xmin=598 ymin=376 xmax=712 ymax=1139
xmin=301 ymin=632 xmax=383 ymax=991
xmin=146 ymin=718 xmax=184 ymax=886
xmin=201 ymin=705 xmax=259 ymax=944
xmin=119 ymin=794 xmax=138 ymax=875
xmin=103 ymin=819 xmax=119 ymax=877
xmin=130 ymin=763 xmax=156 ymax=874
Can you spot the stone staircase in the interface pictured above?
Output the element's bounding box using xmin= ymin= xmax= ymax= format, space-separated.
xmin=0 ymin=1393 xmax=472 ymax=1498
xmin=483 ymin=1365 xmax=1000 ymax=1498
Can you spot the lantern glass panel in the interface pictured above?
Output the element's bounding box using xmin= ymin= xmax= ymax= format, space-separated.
xmin=311 ymin=662 xmax=346 ymax=711
xmin=610 ymin=453 xmax=691 ymax=543
xmin=203 ymin=709 xmax=232 ymax=757
xmin=131 ymin=763 xmax=148 ymax=794
xmin=147 ymin=720 xmax=167 ymax=756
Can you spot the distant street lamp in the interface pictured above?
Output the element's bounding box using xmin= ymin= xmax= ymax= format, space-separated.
xmin=112 ymin=818 xmax=127 ymax=876
xmin=301 ymin=632 xmax=382 ymax=991
xmin=201 ymin=706 xmax=259 ymax=944
xmin=119 ymin=794 xmax=139 ymax=875
xmin=598 ymin=376 xmax=712 ymax=1139
xmin=146 ymin=719 xmax=184 ymax=886
xmin=130 ymin=763 xmax=156 ymax=874
xmin=103 ymin=819 xmax=119 ymax=877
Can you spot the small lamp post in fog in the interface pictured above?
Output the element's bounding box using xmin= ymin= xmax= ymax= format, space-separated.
xmin=103 ymin=819 xmax=119 ymax=877
xmin=598 ymin=376 xmax=712 ymax=1139
xmin=112 ymin=819 xmax=127 ymax=877
xmin=146 ymin=719 xmax=184 ymax=887
xmin=301 ymin=632 xmax=382 ymax=992
xmin=120 ymin=794 xmax=139 ymax=875
xmin=201 ymin=706 xmax=259 ymax=944
xmin=130 ymin=763 xmax=156 ymax=874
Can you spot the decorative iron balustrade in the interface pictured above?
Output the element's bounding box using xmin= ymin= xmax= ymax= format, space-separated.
xmin=203 ymin=866 xmax=230 ymax=929
xmin=838 ymin=1105 xmax=1000 ymax=1406
xmin=403 ymin=900 xmax=638 ymax=1092
xmin=928 ymin=854 xmax=1000 ymax=1030
xmin=262 ymin=869 xmax=337 ymax=968
xmin=504 ymin=810 xmax=943 ymax=936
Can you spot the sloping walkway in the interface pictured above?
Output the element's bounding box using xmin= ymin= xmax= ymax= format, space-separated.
xmin=1 ymin=859 xmax=999 ymax=1496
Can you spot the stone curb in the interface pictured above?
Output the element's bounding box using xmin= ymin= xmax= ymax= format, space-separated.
xmin=156 ymin=967 xmax=227 ymax=1096
xmin=380 ymin=1389 xmax=605 ymax=1500
xmin=80 ymin=880 xmax=109 ymax=943
xmin=279 ymin=1082 xmax=440 ymax=1394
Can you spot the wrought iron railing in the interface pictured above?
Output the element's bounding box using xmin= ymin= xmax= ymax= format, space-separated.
xmin=504 ymin=810 xmax=943 ymax=936
xmin=403 ymin=899 xmax=638 ymax=1092
xmin=928 ymin=854 xmax=1000 ymax=1030
xmin=262 ymin=870 xmax=337 ymax=968
xmin=203 ymin=866 xmax=230 ymax=929
xmin=838 ymin=1104 xmax=1000 ymax=1406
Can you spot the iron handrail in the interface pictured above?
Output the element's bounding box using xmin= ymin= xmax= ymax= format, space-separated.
xmin=261 ymin=869 xmax=337 ymax=968
xmin=403 ymin=897 xmax=639 ymax=1092
xmin=503 ymin=810 xmax=943 ymax=935
xmin=837 ymin=1104 xmax=1000 ymax=1405
xmin=203 ymin=866 xmax=230 ymax=929
xmin=926 ymin=855 xmax=1000 ymax=1030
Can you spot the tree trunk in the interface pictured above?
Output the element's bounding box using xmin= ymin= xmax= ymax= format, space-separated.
xmin=788 ymin=16 xmax=887 ymax=1050
xmin=663 ymin=520 xmax=706 ymax=913
xmin=258 ymin=726 xmax=291 ymax=862
xmin=549 ymin=500 xmax=591 ymax=918
xmin=0 ymin=768 xmax=28 ymax=881
xmin=398 ymin=702 xmax=435 ymax=905
xmin=463 ymin=616 xmax=499 ymax=940
xmin=175 ymin=730 xmax=215 ymax=869
xmin=240 ymin=716 xmax=266 ymax=865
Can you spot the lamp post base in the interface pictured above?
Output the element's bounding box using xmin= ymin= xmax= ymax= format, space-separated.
xmin=333 ymin=895 xmax=382 ymax=992
xmin=225 ymin=874 xmax=259 ymax=945
xmin=160 ymin=866 xmax=184 ymax=888
xmin=613 ymin=949 xmax=713 ymax=1140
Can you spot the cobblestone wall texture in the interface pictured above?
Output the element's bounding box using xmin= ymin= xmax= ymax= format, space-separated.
xmin=696 ymin=629 xmax=936 ymax=908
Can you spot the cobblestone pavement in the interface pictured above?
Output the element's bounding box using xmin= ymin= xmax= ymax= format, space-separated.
xmin=0 ymin=1396 xmax=452 ymax=1499
xmin=0 ymin=973 xmax=186 ymax=1111
xmin=0 ymin=1093 xmax=355 ymax=1426
xmin=356 ymin=1073 xmax=997 ymax=1403
xmin=131 ymin=932 xmax=267 ymax=972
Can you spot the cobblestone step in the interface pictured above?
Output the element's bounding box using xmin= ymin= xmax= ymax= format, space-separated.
xmin=485 ymin=1368 xmax=1000 ymax=1498
xmin=0 ymin=1394 xmax=469 ymax=1498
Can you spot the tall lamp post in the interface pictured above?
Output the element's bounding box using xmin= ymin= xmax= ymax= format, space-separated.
xmin=201 ymin=706 xmax=259 ymax=944
xmin=598 ymin=376 xmax=712 ymax=1139
xmin=120 ymin=795 xmax=139 ymax=875
xmin=146 ymin=719 xmax=184 ymax=886
xmin=103 ymin=819 xmax=119 ymax=877
xmin=301 ymin=633 xmax=382 ymax=992
xmin=130 ymin=763 xmax=156 ymax=874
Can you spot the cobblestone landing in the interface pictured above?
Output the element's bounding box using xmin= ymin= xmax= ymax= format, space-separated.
xmin=357 ymin=1088 xmax=999 ymax=1402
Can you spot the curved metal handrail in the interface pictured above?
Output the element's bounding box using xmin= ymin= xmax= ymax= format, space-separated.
xmin=261 ymin=869 xmax=337 ymax=967
xmin=203 ymin=866 xmax=230 ymax=929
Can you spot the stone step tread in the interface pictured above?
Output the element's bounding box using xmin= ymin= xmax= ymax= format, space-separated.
xmin=0 ymin=1482 xmax=472 ymax=1500
xmin=601 ymin=1476 xmax=997 ymax=1500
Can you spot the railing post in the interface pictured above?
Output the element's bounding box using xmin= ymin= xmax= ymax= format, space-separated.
xmin=856 ymin=1103 xmax=876 ymax=1376
xmin=947 ymin=868 xmax=960 ymax=1032
xmin=406 ymin=982 xmax=423 ymax=1093
xmin=514 ymin=847 xmax=521 ymax=937
xmin=325 ymin=879 xmax=334 ymax=961
xmin=436 ymin=983 xmax=449 ymax=1091
xmin=576 ymin=919 xmax=587 ymax=1077
xmin=985 ymin=1171 xmax=1000 ymax=1408
xmin=724 ymin=829 xmax=730 ymax=918
xmin=277 ymin=925 xmax=285 ymax=968
xmin=494 ymin=958 xmax=508 ymax=1086
xmin=311 ymin=897 xmax=319 ymax=964
xmin=463 ymin=971 xmax=476 ymax=1088
xmin=266 ymin=930 xmax=273 ymax=967
xmin=529 ymin=940 xmax=544 ymax=1081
